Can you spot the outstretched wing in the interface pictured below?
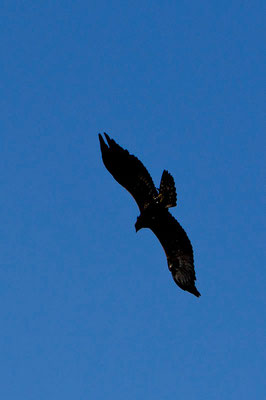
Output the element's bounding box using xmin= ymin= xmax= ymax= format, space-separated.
xmin=149 ymin=209 xmax=200 ymax=297
xmin=99 ymin=133 xmax=158 ymax=211
xmin=158 ymin=170 xmax=177 ymax=208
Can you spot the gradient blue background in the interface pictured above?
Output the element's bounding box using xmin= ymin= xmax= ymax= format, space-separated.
xmin=1 ymin=1 xmax=265 ymax=399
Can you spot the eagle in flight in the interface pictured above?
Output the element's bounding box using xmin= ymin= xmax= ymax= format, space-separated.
xmin=99 ymin=133 xmax=200 ymax=297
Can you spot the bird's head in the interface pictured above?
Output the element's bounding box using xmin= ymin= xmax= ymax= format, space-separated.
xmin=135 ymin=214 xmax=148 ymax=232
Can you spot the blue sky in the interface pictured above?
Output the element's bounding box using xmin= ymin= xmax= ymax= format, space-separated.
xmin=1 ymin=1 xmax=265 ymax=399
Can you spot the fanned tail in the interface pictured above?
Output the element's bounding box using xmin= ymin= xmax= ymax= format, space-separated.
xmin=158 ymin=170 xmax=177 ymax=208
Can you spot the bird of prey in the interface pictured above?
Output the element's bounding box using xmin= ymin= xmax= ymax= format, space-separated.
xmin=99 ymin=133 xmax=200 ymax=297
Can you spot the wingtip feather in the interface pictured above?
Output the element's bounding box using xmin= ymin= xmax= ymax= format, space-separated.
xmin=104 ymin=132 xmax=112 ymax=146
xmin=190 ymin=287 xmax=201 ymax=297
xmin=98 ymin=133 xmax=109 ymax=153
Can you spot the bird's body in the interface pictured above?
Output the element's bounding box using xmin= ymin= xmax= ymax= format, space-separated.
xmin=99 ymin=133 xmax=200 ymax=297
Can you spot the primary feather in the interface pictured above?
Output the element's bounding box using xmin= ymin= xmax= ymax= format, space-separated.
xmin=99 ymin=133 xmax=200 ymax=297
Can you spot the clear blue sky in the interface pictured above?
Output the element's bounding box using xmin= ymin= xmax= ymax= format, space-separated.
xmin=1 ymin=1 xmax=265 ymax=399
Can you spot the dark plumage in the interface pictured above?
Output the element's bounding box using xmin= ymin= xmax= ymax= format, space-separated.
xmin=99 ymin=133 xmax=200 ymax=297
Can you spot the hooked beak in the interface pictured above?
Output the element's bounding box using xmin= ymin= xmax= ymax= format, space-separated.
xmin=135 ymin=221 xmax=141 ymax=232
